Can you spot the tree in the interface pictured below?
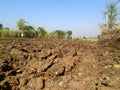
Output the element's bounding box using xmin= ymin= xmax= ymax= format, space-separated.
xmin=0 ymin=23 xmax=3 ymax=30
xmin=45 ymin=32 xmax=56 ymax=39
xmin=17 ymin=19 xmax=27 ymax=37
xmin=17 ymin=19 xmax=27 ymax=30
xmin=23 ymin=25 xmax=35 ymax=38
xmin=37 ymin=27 xmax=47 ymax=38
xmin=23 ymin=25 xmax=34 ymax=31
xmin=66 ymin=30 xmax=72 ymax=39
xmin=54 ymin=30 xmax=66 ymax=39
xmin=100 ymin=1 xmax=120 ymax=31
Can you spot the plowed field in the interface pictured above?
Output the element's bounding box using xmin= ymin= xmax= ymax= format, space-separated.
xmin=0 ymin=32 xmax=120 ymax=90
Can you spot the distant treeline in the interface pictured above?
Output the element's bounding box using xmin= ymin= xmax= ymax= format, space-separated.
xmin=0 ymin=29 xmax=72 ymax=39
xmin=0 ymin=19 xmax=72 ymax=39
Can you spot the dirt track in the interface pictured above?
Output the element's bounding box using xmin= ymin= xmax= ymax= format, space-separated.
xmin=0 ymin=33 xmax=120 ymax=90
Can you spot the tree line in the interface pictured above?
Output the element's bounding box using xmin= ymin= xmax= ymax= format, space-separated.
xmin=0 ymin=19 xmax=72 ymax=39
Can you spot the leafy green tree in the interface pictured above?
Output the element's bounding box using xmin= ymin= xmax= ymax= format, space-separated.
xmin=17 ymin=19 xmax=27 ymax=30
xmin=24 ymin=30 xmax=36 ymax=38
xmin=100 ymin=1 xmax=120 ymax=31
xmin=17 ymin=19 xmax=27 ymax=37
xmin=23 ymin=25 xmax=35 ymax=38
xmin=23 ymin=25 xmax=34 ymax=31
xmin=66 ymin=30 xmax=72 ymax=39
xmin=37 ymin=27 xmax=47 ymax=38
xmin=45 ymin=32 xmax=56 ymax=39
xmin=54 ymin=30 xmax=66 ymax=39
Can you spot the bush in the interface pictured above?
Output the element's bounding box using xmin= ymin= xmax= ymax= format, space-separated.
xmin=23 ymin=30 xmax=36 ymax=38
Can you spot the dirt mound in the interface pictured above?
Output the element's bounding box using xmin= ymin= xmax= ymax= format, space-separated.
xmin=95 ymin=30 xmax=120 ymax=89
xmin=98 ymin=30 xmax=120 ymax=49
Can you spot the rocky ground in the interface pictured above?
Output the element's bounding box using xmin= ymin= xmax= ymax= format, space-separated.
xmin=0 ymin=30 xmax=120 ymax=90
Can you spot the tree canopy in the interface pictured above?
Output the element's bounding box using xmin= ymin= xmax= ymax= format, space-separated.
xmin=17 ymin=19 xmax=27 ymax=30
xmin=66 ymin=30 xmax=72 ymax=39
xmin=23 ymin=25 xmax=34 ymax=31
xmin=37 ymin=27 xmax=47 ymax=38
xmin=54 ymin=30 xmax=66 ymax=39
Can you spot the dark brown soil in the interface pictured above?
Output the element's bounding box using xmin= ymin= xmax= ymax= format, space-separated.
xmin=0 ymin=31 xmax=120 ymax=90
